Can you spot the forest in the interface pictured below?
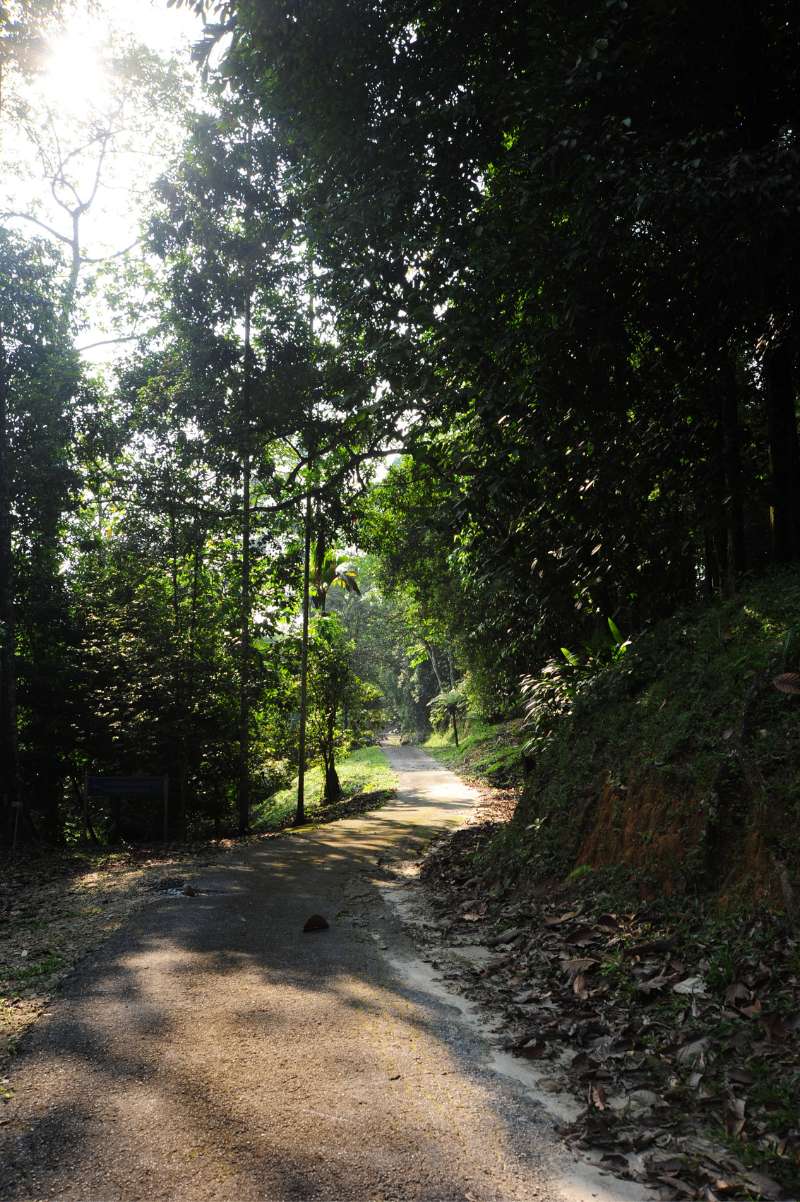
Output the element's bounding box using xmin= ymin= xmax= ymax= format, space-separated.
xmin=2 ymin=0 xmax=799 ymax=860
xmin=2 ymin=2 xmax=800 ymax=1198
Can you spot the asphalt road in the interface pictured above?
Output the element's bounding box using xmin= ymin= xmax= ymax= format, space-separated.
xmin=0 ymin=745 xmax=625 ymax=1202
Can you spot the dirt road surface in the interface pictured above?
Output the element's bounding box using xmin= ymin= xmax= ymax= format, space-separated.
xmin=0 ymin=745 xmax=640 ymax=1202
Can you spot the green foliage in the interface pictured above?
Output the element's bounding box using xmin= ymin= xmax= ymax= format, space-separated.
xmin=505 ymin=568 xmax=800 ymax=895
xmin=521 ymin=618 xmax=631 ymax=753
xmin=426 ymin=718 xmax=526 ymax=788
xmin=428 ymin=688 xmax=467 ymax=737
xmin=566 ymin=864 xmax=594 ymax=883
xmin=6 ymin=0 xmax=800 ymax=866
xmin=252 ymin=745 xmax=396 ymax=831
xmin=205 ymin=0 xmax=800 ymax=718
xmin=328 ymin=554 xmax=444 ymax=737
xmin=0 ymin=231 xmax=79 ymax=839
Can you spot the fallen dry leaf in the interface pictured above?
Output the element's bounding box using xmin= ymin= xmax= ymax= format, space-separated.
xmin=772 ymin=672 xmax=800 ymax=695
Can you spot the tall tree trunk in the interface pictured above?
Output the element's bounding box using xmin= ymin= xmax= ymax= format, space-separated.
xmin=168 ymin=498 xmax=184 ymax=839
xmin=424 ymin=641 xmax=444 ymax=692
xmin=238 ymin=292 xmax=253 ymax=836
xmin=295 ymin=480 xmax=312 ymax=826
xmin=702 ymin=532 xmax=716 ymax=599
xmin=719 ymin=356 xmax=746 ymax=586
xmin=168 ymin=501 xmax=180 ymax=629
xmin=706 ymin=358 xmax=739 ymax=598
xmin=296 ymin=255 xmax=316 ymax=827
xmin=0 ymin=339 xmax=19 ymax=845
xmin=764 ymin=341 xmax=800 ymax=563
xmin=184 ymin=514 xmax=203 ymax=838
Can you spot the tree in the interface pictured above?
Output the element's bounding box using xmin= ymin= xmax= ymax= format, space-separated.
xmin=428 ymin=688 xmax=467 ymax=748
xmin=198 ymin=0 xmax=800 ymax=699
xmin=149 ymin=94 xmax=309 ymax=833
xmin=311 ymin=547 xmax=360 ymax=614
xmin=2 ymin=34 xmax=188 ymax=340
xmin=0 ymin=231 xmax=78 ymax=845
xmin=133 ymin=85 xmax=393 ymax=836
xmin=306 ymin=614 xmax=356 ymax=804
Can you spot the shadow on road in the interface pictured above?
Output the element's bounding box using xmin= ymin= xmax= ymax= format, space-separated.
xmin=0 ymin=748 xmax=559 ymax=1202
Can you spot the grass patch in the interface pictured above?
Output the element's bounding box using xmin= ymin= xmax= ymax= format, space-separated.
xmin=4 ymin=954 xmax=65 ymax=983
xmin=252 ymin=744 xmax=397 ymax=831
xmin=425 ymin=718 xmax=526 ymax=787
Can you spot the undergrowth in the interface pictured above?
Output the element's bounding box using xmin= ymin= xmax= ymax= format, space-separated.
xmin=490 ymin=568 xmax=800 ymax=904
xmin=251 ymin=745 xmax=397 ymax=831
xmin=425 ymin=717 xmax=526 ymax=787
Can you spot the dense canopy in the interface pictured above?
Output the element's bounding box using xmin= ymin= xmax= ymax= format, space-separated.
xmin=1 ymin=0 xmax=799 ymax=841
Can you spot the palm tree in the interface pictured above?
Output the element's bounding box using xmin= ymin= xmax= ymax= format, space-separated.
xmin=428 ymin=687 xmax=467 ymax=747
xmin=311 ymin=544 xmax=361 ymax=613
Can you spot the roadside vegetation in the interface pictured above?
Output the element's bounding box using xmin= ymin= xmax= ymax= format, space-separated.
xmin=417 ymin=572 xmax=800 ymax=1196
xmin=252 ymin=745 xmax=397 ymax=831
xmin=425 ymin=720 xmax=526 ymax=790
xmin=3 ymin=2 xmax=800 ymax=1195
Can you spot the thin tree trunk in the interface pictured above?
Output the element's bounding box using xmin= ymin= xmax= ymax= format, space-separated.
xmin=313 ymin=531 xmax=327 ymax=612
xmin=707 ymin=397 xmax=729 ymax=594
xmin=184 ymin=514 xmax=202 ymax=838
xmin=168 ymin=502 xmax=180 ymax=629
xmin=296 ymin=254 xmax=316 ymax=827
xmin=425 ymin=641 xmax=444 ymax=692
xmin=719 ymin=356 xmax=746 ymax=586
xmin=0 ymin=336 xmax=20 ymax=845
xmin=59 ymin=209 xmax=81 ymax=340
xmin=295 ymin=480 xmax=312 ymax=826
xmin=703 ymin=532 xmax=716 ymax=599
xmin=764 ymin=341 xmax=800 ymax=563
xmin=168 ymin=498 xmax=185 ymax=839
xmin=238 ymin=291 xmax=253 ymax=836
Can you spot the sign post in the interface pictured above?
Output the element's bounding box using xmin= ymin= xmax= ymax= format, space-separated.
xmin=84 ymin=775 xmax=170 ymax=840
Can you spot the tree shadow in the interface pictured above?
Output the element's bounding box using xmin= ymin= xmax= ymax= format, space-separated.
xmin=0 ymin=785 xmax=558 ymax=1202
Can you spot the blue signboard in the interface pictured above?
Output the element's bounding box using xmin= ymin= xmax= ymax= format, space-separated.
xmin=85 ymin=775 xmax=166 ymax=800
xmin=84 ymin=773 xmax=170 ymax=840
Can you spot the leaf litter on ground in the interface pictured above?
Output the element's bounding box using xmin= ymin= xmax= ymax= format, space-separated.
xmin=0 ymin=841 xmax=241 ymax=1075
xmin=414 ymin=792 xmax=800 ymax=1201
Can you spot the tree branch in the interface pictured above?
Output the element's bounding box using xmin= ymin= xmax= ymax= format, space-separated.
xmin=80 ymin=239 xmax=141 ymax=264
xmin=250 ymin=443 xmax=406 ymax=515
xmin=75 ymin=332 xmax=150 ymax=353
xmin=1 ymin=212 xmax=73 ymax=246
xmin=100 ymin=442 xmax=408 ymax=524
xmin=86 ymin=133 xmax=110 ymax=211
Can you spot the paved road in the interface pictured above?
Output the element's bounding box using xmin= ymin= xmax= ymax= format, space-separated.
xmin=0 ymin=746 xmax=621 ymax=1202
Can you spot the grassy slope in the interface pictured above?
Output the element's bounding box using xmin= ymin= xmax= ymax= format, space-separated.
xmin=514 ymin=568 xmax=800 ymax=902
xmin=425 ymin=718 xmax=526 ymax=787
xmin=251 ymin=745 xmax=397 ymax=831
xmin=423 ymin=573 xmax=800 ymax=1193
xmin=431 ymin=569 xmax=800 ymax=906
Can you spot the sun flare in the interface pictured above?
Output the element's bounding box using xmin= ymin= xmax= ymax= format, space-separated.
xmin=40 ymin=30 xmax=112 ymax=115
